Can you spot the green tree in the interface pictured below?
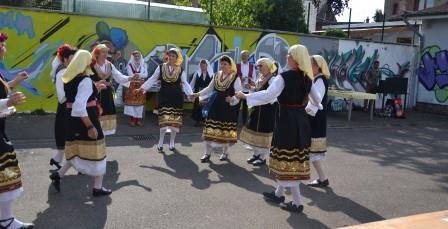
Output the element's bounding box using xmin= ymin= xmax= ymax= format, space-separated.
xmin=322 ymin=28 xmax=347 ymax=38
xmin=258 ymin=0 xmax=309 ymax=33
xmin=312 ymin=0 xmax=349 ymax=15
xmin=373 ymin=9 xmax=384 ymax=22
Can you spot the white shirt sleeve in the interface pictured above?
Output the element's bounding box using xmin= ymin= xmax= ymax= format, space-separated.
xmin=111 ymin=64 xmax=131 ymax=84
xmin=141 ymin=66 xmax=161 ymax=91
xmin=55 ymin=69 xmax=67 ymax=104
xmin=229 ymin=77 xmax=242 ymax=106
xmin=181 ymin=71 xmax=193 ymax=96
xmin=140 ymin=65 xmax=148 ymax=79
xmin=189 ymin=73 xmax=197 ymax=90
xmin=0 ymin=99 xmax=8 ymax=111
xmin=246 ymin=76 xmax=284 ymax=108
xmin=72 ymin=77 xmax=93 ymax=117
xmin=198 ymin=78 xmax=215 ymax=101
xmin=306 ymin=78 xmax=325 ymax=116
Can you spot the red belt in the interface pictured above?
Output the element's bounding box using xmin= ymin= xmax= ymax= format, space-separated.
xmin=66 ymin=100 xmax=98 ymax=109
xmin=279 ymin=103 xmax=305 ymax=108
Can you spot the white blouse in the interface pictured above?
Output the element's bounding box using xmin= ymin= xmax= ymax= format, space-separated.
xmin=141 ymin=66 xmax=193 ymax=95
xmin=97 ymin=62 xmax=131 ymax=84
xmin=55 ymin=68 xmax=67 ymax=104
xmin=246 ymin=76 xmax=322 ymax=111
xmin=126 ymin=63 xmax=148 ymax=80
xmin=197 ymin=74 xmax=243 ymax=106
xmin=0 ymin=99 xmax=8 ymax=112
xmin=306 ymin=77 xmax=326 ymax=116
xmin=71 ymin=77 xmax=93 ymax=118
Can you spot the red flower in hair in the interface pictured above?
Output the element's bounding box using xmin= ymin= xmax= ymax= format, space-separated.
xmin=0 ymin=33 xmax=8 ymax=43
xmin=57 ymin=44 xmax=72 ymax=60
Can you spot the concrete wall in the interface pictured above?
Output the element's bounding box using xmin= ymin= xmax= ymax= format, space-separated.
xmin=416 ymin=18 xmax=448 ymax=109
xmin=0 ymin=7 xmax=418 ymax=112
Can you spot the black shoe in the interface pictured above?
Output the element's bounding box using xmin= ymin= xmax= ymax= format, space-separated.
xmin=280 ymin=201 xmax=304 ymax=213
xmin=92 ymin=187 xmax=112 ymax=197
xmin=78 ymin=172 xmax=84 ymax=175
xmin=49 ymin=158 xmax=61 ymax=170
xmin=247 ymin=155 xmax=260 ymax=164
xmin=307 ymin=179 xmax=329 ymax=188
xmin=262 ymin=191 xmax=285 ymax=204
xmin=0 ymin=218 xmax=34 ymax=229
xmin=157 ymin=146 xmax=163 ymax=153
xmin=169 ymin=147 xmax=176 ymax=151
xmin=200 ymin=154 xmax=210 ymax=163
xmin=49 ymin=172 xmax=61 ymax=192
xmin=252 ymin=159 xmax=266 ymax=166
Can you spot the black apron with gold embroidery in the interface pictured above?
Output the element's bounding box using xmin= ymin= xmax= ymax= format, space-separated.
xmin=309 ymin=74 xmax=328 ymax=154
xmin=91 ymin=63 xmax=116 ymax=134
xmin=202 ymin=72 xmax=238 ymax=144
xmin=157 ymin=64 xmax=184 ymax=128
xmin=269 ymin=70 xmax=312 ymax=181
xmin=0 ymin=75 xmax=22 ymax=193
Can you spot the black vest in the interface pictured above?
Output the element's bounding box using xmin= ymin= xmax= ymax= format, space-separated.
xmin=64 ymin=75 xmax=97 ymax=104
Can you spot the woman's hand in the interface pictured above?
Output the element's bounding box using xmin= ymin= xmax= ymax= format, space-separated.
xmin=87 ymin=126 xmax=98 ymax=139
xmin=132 ymin=73 xmax=140 ymax=80
xmin=189 ymin=93 xmax=199 ymax=101
xmin=134 ymin=87 xmax=146 ymax=95
xmin=14 ymin=71 xmax=29 ymax=83
xmin=7 ymin=92 xmax=26 ymax=107
xmin=225 ymin=96 xmax=233 ymax=103
xmin=95 ymin=81 xmax=107 ymax=92
xmin=235 ymin=91 xmax=247 ymax=100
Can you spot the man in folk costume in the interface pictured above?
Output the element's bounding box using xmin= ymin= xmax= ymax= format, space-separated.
xmin=90 ymin=44 xmax=135 ymax=135
xmin=0 ymin=32 xmax=34 ymax=229
xmin=124 ymin=50 xmax=148 ymax=127
xmin=236 ymin=50 xmax=256 ymax=125
xmin=49 ymin=44 xmax=77 ymax=170
xmin=306 ymin=55 xmax=330 ymax=188
xmin=240 ymin=58 xmax=278 ymax=166
xmin=236 ymin=45 xmax=322 ymax=213
xmin=136 ymin=48 xmax=193 ymax=152
xmin=190 ymin=55 xmax=243 ymax=162
xmin=50 ymin=50 xmax=112 ymax=197
xmin=189 ymin=59 xmax=214 ymax=127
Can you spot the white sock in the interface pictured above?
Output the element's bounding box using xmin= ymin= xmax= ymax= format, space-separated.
xmin=253 ymin=148 xmax=260 ymax=156
xmin=290 ymin=183 xmax=303 ymax=207
xmin=0 ymin=200 xmax=25 ymax=229
xmin=312 ymin=160 xmax=327 ymax=181
xmin=94 ymin=176 xmax=103 ymax=189
xmin=51 ymin=150 xmax=64 ymax=163
xmin=275 ymin=185 xmax=284 ymax=197
xmin=259 ymin=148 xmax=270 ymax=160
xmin=169 ymin=132 xmax=176 ymax=148
xmin=58 ymin=162 xmax=72 ymax=177
xmin=205 ymin=142 xmax=212 ymax=155
xmin=158 ymin=129 xmax=166 ymax=148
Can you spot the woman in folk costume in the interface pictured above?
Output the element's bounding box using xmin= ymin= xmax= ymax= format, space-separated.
xmin=190 ymin=55 xmax=243 ymax=162
xmin=189 ymin=59 xmax=213 ymax=127
xmin=0 ymin=33 xmax=34 ymax=229
xmin=306 ymin=55 xmax=330 ymax=188
xmin=124 ymin=50 xmax=148 ymax=127
xmin=236 ymin=45 xmax=321 ymax=213
xmin=240 ymin=58 xmax=277 ymax=166
xmin=49 ymin=50 xmax=112 ymax=197
xmin=49 ymin=44 xmax=77 ymax=170
xmin=136 ymin=48 xmax=193 ymax=152
xmin=90 ymin=44 xmax=134 ymax=135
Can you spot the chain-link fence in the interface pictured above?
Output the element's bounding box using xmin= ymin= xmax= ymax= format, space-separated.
xmin=0 ymin=0 xmax=63 ymax=10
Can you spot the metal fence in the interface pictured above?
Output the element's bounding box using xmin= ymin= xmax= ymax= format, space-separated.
xmin=0 ymin=0 xmax=63 ymax=10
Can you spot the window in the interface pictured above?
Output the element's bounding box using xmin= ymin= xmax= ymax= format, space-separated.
xmin=393 ymin=3 xmax=399 ymax=14
xmin=397 ymin=37 xmax=412 ymax=44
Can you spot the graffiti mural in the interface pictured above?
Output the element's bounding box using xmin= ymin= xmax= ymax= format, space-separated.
xmin=417 ymin=45 xmax=448 ymax=103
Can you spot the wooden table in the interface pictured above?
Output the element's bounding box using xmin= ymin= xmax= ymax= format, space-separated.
xmin=338 ymin=210 xmax=448 ymax=229
xmin=328 ymin=90 xmax=377 ymax=121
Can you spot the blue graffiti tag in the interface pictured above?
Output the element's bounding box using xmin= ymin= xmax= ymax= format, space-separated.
xmin=0 ymin=11 xmax=35 ymax=39
xmin=417 ymin=50 xmax=448 ymax=91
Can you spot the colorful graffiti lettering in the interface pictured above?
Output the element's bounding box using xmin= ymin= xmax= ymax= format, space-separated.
xmin=417 ymin=45 xmax=448 ymax=103
xmin=0 ymin=10 xmax=35 ymax=39
xmin=321 ymin=46 xmax=410 ymax=92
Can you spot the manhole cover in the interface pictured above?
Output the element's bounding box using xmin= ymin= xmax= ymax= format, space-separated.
xmin=132 ymin=135 xmax=154 ymax=141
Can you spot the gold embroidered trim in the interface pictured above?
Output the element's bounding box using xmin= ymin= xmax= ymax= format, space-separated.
xmin=161 ymin=63 xmax=181 ymax=83
xmin=255 ymin=74 xmax=273 ymax=91
xmin=239 ymin=127 xmax=272 ymax=148
xmin=0 ymin=151 xmax=22 ymax=192
xmin=65 ymin=139 xmax=106 ymax=161
xmin=158 ymin=107 xmax=183 ymax=127
xmin=214 ymin=71 xmax=237 ymax=92
xmin=124 ymin=80 xmax=146 ymax=106
xmin=268 ymin=157 xmax=310 ymax=181
xmin=0 ymin=152 xmax=16 ymax=161
xmin=94 ymin=62 xmax=112 ymax=80
xmin=310 ymin=137 xmax=327 ymax=153
xmin=100 ymin=115 xmax=117 ymax=131
xmin=203 ymin=119 xmax=238 ymax=143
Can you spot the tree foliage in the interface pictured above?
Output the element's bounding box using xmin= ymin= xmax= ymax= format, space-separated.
xmin=312 ymin=0 xmax=349 ymax=15
xmin=373 ymin=9 xmax=384 ymax=23
xmin=322 ymin=28 xmax=347 ymax=38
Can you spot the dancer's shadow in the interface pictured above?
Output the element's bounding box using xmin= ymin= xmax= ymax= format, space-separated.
xmin=301 ymin=186 xmax=385 ymax=226
xmin=33 ymin=160 xmax=151 ymax=229
xmin=208 ymin=161 xmax=275 ymax=194
xmin=287 ymin=213 xmax=331 ymax=229
xmin=140 ymin=151 xmax=215 ymax=190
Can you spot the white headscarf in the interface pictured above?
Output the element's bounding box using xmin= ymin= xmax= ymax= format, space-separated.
xmin=128 ymin=51 xmax=144 ymax=70
xmin=195 ymin=59 xmax=214 ymax=79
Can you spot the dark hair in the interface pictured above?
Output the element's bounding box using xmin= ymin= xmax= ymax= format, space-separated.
xmin=200 ymin=59 xmax=207 ymax=65
xmin=220 ymin=56 xmax=232 ymax=65
xmin=0 ymin=33 xmax=8 ymax=43
xmin=311 ymin=57 xmax=322 ymax=73
xmin=57 ymin=44 xmax=77 ymax=62
xmin=374 ymin=60 xmax=379 ymax=64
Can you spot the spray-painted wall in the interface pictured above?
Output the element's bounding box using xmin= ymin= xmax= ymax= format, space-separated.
xmin=417 ymin=18 xmax=448 ymax=106
xmin=0 ymin=7 xmax=418 ymax=112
